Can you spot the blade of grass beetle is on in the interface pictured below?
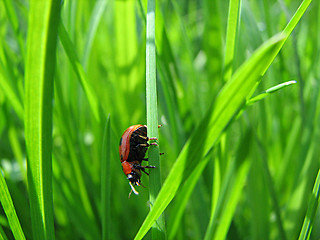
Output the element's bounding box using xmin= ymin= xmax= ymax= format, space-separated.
xmin=24 ymin=1 xmax=61 ymax=239
xmin=146 ymin=0 xmax=166 ymax=238
xmin=0 ymin=169 xmax=26 ymax=240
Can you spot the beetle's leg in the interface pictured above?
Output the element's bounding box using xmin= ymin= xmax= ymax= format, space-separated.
xmin=137 ymin=134 xmax=148 ymax=140
xmin=138 ymin=165 xmax=156 ymax=176
xmin=140 ymin=168 xmax=149 ymax=176
xmin=139 ymin=142 xmax=157 ymax=147
xmin=137 ymin=135 xmax=158 ymax=142
xmin=136 ymin=165 xmax=156 ymax=170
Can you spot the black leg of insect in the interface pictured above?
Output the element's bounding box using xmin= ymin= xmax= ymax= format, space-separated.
xmin=136 ymin=165 xmax=156 ymax=175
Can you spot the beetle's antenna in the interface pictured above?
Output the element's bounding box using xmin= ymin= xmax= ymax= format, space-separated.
xmin=129 ymin=182 xmax=139 ymax=195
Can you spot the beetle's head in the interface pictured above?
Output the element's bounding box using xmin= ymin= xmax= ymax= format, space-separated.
xmin=127 ymin=170 xmax=141 ymax=185
xmin=121 ymin=161 xmax=142 ymax=197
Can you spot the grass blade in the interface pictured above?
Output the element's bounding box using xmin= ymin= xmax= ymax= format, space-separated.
xmin=223 ymin=0 xmax=241 ymax=82
xmin=298 ymin=169 xmax=320 ymax=240
xmin=204 ymin=130 xmax=252 ymax=240
xmin=2 ymin=0 xmax=25 ymax=60
xmin=0 ymin=170 xmax=26 ymax=240
xmin=101 ymin=116 xmax=111 ymax=240
xmin=24 ymin=1 xmax=61 ymax=239
xmin=247 ymin=80 xmax=297 ymax=105
xmin=58 ymin=22 xmax=101 ymax=123
xmin=82 ymin=0 xmax=109 ymax=69
xmin=146 ymin=0 xmax=166 ymax=238
xmin=0 ymin=42 xmax=24 ymax=119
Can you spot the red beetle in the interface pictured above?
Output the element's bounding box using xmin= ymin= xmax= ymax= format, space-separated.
xmin=119 ymin=124 xmax=158 ymax=196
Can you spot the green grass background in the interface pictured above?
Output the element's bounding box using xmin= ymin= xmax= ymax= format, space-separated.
xmin=0 ymin=0 xmax=319 ymax=239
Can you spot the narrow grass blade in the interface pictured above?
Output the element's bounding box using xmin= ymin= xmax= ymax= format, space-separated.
xmin=0 ymin=225 xmax=8 ymax=240
xmin=0 ymin=170 xmax=26 ymax=240
xmin=101 ymin=116 xmax=111 ymax=240
xmin=223 ymin=0 xmax=241 ymax=82
xmin=204 ymin=130 xmax=251 ymax=240
xmin=58 ymin=22 xmax=101 ymax=123
xmin=135 ymin=32 xmax=285 ymax=240
xmin=247 ymin=80 xmax=297 ymax=105
xmin=167 ymin=155 xmax=209 ymax=239
xmin=146 ymin=0 xmax=166 ymax=238
xmin=2 ymin=0 xmax=26 ymax=59
xmin=0 ymin=43 xmax=24 ymax=119
xmin=25 ymin=1 xmax=61 ymax=239
xmin=53 ymin=76 xmax=96 ymax=222
xmin=82 ymin=0 xmax=109 ymax=69
xmin=298 ymin=169 xmax=320 ymax=240
xmin=261 ymin=0 xmax=313 ymax=75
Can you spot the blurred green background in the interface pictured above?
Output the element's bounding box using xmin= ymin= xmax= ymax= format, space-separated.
xmin=0 ymin=0 xmax=319 ymax=239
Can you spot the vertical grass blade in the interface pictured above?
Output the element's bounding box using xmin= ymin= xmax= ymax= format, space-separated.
xmin=204 ymin=130 xmax=251 ymax=240
xmin=223 ymin=0 xmax=241 ymax=82
xmin=298 ymin=169 xmax=320 ymax=240
xmin=146 ymin=0 xmax=166 ymax=238
xmin=101 ymin=116 xmax=111 ymax=240
xmin=0 ymin=170 xmax=26 ymax=240
xmin=0 ymin=43 xmax=24 ymax=119
xmin=25 ymin=1 xmax=61 ymax=239
xmin=58 ymin=22 xmax=101 ymax=123
xmin=2 ymin=0 xmax=26 ymax=60
xmin=82 ymin=0 xmax=109 ymax=70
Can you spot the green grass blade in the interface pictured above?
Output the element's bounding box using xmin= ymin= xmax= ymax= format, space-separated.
xmin=223 ymin=0 xmax=241 ymax=82
xmin=146 ymin=0 xmax=166 ymax=238
xmin=134 ymin=32 xmax=285 ymax=240
xmin=204 ymin=130 xmax=251 ymax=240
xmin=0 ymin=42 xmax=24 ymax=119
xmin=0 ymin=225 xmax=8 ymax=240
xmin=24 ymin=1 xmax=61 ymax=239
xmin=82 ymin=0 xmax=109 ymax=69
xmin=0 ymin=170 xmax=26 ymax=240
xmin=58 ymin=22 xmax=101 ymax=123
xmin=261 ymin=0 xmax=313 ymax=75
xmin=2 ymin=0 xmax=26 ymax=60
xmin=247 ymin=80 xmax=297 ymax=105
xmin=167 ymin=155 xmax=209 ymax=239
xmin=298 ymin=169 xmax=320 ymax=240
xmin=101 ymin=116 xmax=111 ymax=240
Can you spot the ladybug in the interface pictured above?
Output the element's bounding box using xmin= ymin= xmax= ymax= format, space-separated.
xmin=119 ymin=124 xmax=158 ymax=197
